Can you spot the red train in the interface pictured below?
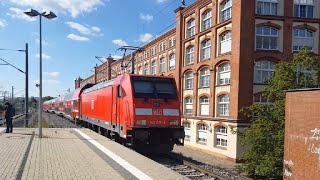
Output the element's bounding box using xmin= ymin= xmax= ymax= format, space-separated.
xmin=43 ymin=74 xmax=185 ymax=153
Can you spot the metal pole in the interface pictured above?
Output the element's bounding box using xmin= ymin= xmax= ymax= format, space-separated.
xmin=25 ymin=43 xmax=29 ymax=127
xmin=11 ymin=86 xmax=13 ymax=103
xmin=39 ymin=15 xmax=42 ymax=138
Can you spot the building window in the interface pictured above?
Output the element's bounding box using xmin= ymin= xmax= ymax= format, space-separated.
xmin=293 ymin=28 xmax=313 ymax=52
xmin=197 ymin=124 xmax=208 ymax=143
xmin=294 ymin=0 xmax=314 ymax=18
xmin=183 ymin=122 xmax=191 ymax=140
xmin=185 ymin=71 xmax=194 ymax=89
xmin=202 ymin=10 xmax=212 ymax=31
xmin=187 ymin=19 xmax=195 ymax=38
xmin=254 ymin=61 xmax=275 ymax=83
xmin=151 ymin=48 xmax=154 ymax=56
xmin=169 ymin=54 xmax=175 ymax=70
xmin=220 ymin=31 xmax=232 ymax=54
xmin=186 ymin=46 xmax=195 ymax=65
xmin=216 ymin=126 xmax=228 ymax=147
xmin=256 ymin=26 xmax=278 ymax=50
xmin=200 ymin=68 xmax=210 ymax=88
xmin=218 ymin=95 xmax=229 ymax=116
xmin=169 ymin=40 xmax=172 ymax=47
xmin=138 ymin=66 xmax=142 ymax=74
xmin=254 ymin=92 xmax=268 ymax=103
xmin=173 ymin=38 xmax=176 ymax=46
xmin=159 ymin=57 xmax=166 ymax=73
xmin=144 ymin=63 xmax=149 ymax=75
xmin=185 ymin=97 xmax=193 ymax=114
xmin=256 ymin=0 xmax=278 ymax=16
xmin=200 ymin=96 xmax=209 ymax=116
xmin=221 ymin=0 xmax=232 ymax=22
xmin=151 ymin=61 xmax=157 ymax=75
xmin=218 ymin=63 xmax=231 ymax=85
xmin=201 ymin=39 xmax=211 ymax=60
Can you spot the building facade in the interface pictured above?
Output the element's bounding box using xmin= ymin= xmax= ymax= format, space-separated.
xmin=75 ymin=0 xmax=320 ymax=161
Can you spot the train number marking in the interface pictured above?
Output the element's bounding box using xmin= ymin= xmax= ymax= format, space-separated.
xmin=153 ymin=109 xmax=162 ymax=115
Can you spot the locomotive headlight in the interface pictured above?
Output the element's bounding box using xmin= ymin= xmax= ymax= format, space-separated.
xmin=169 ymin=120 xmax=179 ymax=126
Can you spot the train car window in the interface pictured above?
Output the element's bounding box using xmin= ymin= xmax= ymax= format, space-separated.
xmin=117 ymin=85 xmax=122 ymax=98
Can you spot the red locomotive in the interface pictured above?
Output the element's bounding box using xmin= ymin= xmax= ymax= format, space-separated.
xmin=44 ymin=74 xmax=185 ymax=153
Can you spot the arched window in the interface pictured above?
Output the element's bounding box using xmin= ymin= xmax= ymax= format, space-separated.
xmin=256 ymin=26 xmax=278 ymax=50
xmin=186 ymin=46 xmax=194 ymax=65
xmin=185 ymin=97 xmax=193 ymax=114
xmin=159 ymin=57 xmax=166 ymax=72
xmin=216 ymin=126 xmax=228 ymax=147
xmin=187 ymin=19 xmax=195 ymax=37
xmin=218 ymin=63 xmax=231 ymax=85
xmin=220 ymin=31 xmax=232 ymax=54
xmin=254 ymin=61 xmax=275 ymax=83
xmin=144 ymin=63 xmax=149 ymax=75
xmin=201 ymin=39 xmax=211 ymax=60
xmin=256 ymin=0 xmax=278 ymax=15
xmin=200 ymin=96 xmax=209 ymax=115
xmin=169 ymin=54 xmax=175 ymax=70
xmin=151 ymin=61 xmax=157 ymax=75
xmin=183 ymin=122 xmax=191 ymax=140
xmin=197 ymin=123 xmax=208 ymax=143
xmin=202 ymin=10 xmax=212 ymax=31
xmin=218 ymin=95 xmax=229 ymax=116
xmin=185 ymin=71 xmax=194 ymax=89
xmin=221 ymin=0 xmax=232 ymax=22
xmin=293 ymin=28 xmax=313 ymax=52
xmin=199 ymin=68 xmax=210 ymax=88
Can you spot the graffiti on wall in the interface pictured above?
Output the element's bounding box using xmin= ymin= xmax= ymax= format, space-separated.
xmin=305 ymin=128 xmax=320 ymax=159
xmin=284 ymin=160 xmax=293 ymax=177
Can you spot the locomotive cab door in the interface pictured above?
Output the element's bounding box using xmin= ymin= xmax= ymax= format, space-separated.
xmin=112 ymin=85 xmax=122 ymax=132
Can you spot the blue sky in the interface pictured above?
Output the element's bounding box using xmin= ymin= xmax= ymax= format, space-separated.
xmin=0 ymin=0 xmax=194 ymax=98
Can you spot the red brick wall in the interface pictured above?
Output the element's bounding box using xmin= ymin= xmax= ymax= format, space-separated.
xmin=284 ymin=89 xmax=320 ymax=179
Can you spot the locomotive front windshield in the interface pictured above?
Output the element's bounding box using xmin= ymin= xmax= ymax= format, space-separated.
xmin=131 ymin=76 xmax=177 ymax=99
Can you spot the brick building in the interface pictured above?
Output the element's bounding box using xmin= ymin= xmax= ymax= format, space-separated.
xmin=284 ymin=89 xmax=320 ymax=179
xmin=75 ymin=0 xmax=320 ymax=161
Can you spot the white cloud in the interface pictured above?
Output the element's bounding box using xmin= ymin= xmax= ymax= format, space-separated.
xmin=91 ymin=26 xmax=100 ymax=32
xmin=6 ymin=7 xmax=36 ymax=21
xmin=139 ymin=33 xmax=153 ymax=43
xmin=36 ymin=38 xmax=49 ymax=46
xmin=36 ymin=53 xmax=51 ymax=59
xmin=65 ymin=21 xmax=102 ymax=36
xmin=156 ymin=0 xmax=168 ymax=3
xmin=67 ymin=33 xmax=89 ymax=41
xmin=112 ymin=39 xmax=128 ymax=46
xmin=44 ymin=71 xmax=60 ymax=77
xmin=0 ymin=19 xmax=7 ymax=28
xmin=6 ymin=0 xmax=104 ymax=18
xmin=139 ymin=13 xmax=153 ymax=22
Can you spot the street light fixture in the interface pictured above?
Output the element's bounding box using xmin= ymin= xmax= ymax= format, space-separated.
xmin=24 ymin=9 xmax=57 ymax=138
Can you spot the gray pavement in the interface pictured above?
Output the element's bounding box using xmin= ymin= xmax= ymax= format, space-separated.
xmin=0 ymin=128 xmax=186 ymax=180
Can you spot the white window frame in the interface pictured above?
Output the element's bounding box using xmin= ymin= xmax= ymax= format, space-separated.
xmin=186 ymin=46 xmax=195 ymax=65
xmin=293 ymin=28 xmax=314 ymax=52
xmin=151 ymin=61 xmax=157 ymax=75
xmin=216 ymin=126 xmax=228 ymax=147
xmin=144 ymin=63 xmax=149 ymax=75
xmin=200 ymin=68 xmax=210 ymax=88
xmin=256 ymin=26 xmax=278 ymax=50
xmin=294 ymin=0 xmax=314 ymax=18
xmin=202 ymin=10 xmax=212 ymax=31
xmin=187 ymin=19 xmax=195 ymax=37
xmin=202 ymin=39 xmax=211 ymax=60
xmin=185 ymin=97 xmax=193 ymax=114
xmin=221 ymin=0 xmax=232 ymax=22
xmin=254 ymin=61 xmax=275 ymax=84
xmin=138 ymin=66 xmax=142 ymax=75
xmin=200 ymin=96 xmax=210 ymax=116
xmin=169 ymin=53 xmax=175 ymax=70
xmin=159 ymin=57 xmax=166 ymax=73
xmin=218 ymin=63 xmax=231 ymax=85
xmin=183 ymin=122 xmax=191 ymax=140
xmin=197 ymin=124 xmax=208 ymax=143
xmin=220 ymin=31 xmax=232 ymax=54
xmin=218 ymin=95 xmax=229 ymax=116
xmin=185 ymin=72 xmax=194 ymax=89
xmin=256 ymin=0 xmax=278 ymax=16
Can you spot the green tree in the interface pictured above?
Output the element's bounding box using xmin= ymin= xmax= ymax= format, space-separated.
xmin=238 ymin=48 xmax=320 ymax=179
xmin=42 ymin=96 xmax=54 ymax=102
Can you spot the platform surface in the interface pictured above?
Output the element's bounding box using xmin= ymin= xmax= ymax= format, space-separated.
xmin=0 ymin=128 xmax=186 ymax=180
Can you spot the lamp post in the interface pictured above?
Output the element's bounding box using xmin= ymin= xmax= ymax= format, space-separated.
xmin=25 ymin=9 xmax=57 ymax=138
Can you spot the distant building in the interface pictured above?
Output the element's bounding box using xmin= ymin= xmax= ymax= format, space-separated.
xmin=76 ymin=0 xmax=320 ymax=161
xmin=284 ymin=89 xmax=320 ymax=179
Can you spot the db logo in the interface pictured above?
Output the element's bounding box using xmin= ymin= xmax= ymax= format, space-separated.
xmin=153 ymin=109 xmax=162 ymax=115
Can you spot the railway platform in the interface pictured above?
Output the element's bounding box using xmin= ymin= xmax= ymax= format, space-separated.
xmin=0 ymin=128 xmax=186 ymax=180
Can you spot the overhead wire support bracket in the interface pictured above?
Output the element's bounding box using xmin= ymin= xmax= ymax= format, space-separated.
xmin=115 ymin=46 xmax=144 ymax=74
